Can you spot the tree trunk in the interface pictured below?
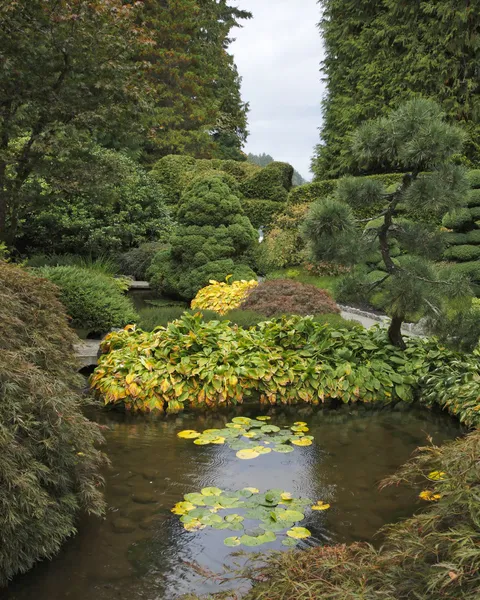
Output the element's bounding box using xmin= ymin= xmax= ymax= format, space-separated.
xmin=388 ymin=315 xmax=406 ymax=349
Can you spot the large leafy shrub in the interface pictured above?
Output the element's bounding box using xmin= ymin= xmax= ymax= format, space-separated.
xmin=191 ymin=278 xmax=258 ymax=315
xmin=117 ymin=242 xmax=167 ymax=280
xmin=240 ymin=279 xmax=340 ymax=317
xmin=17 ymin=146 xmax=172 ymax=256
xmin=147 ymin=174 xmax=257 ymax=300
xmin=90 ymin=313 xmax=480 ymax=424
xmin=0 ymin=262 xmax=106 ymax=585
xmin=137 ymin=307 xmax=266 ymax=332
xmin=444 ymin=244 xmax=480 ymax=262
xmin=36 ymin=266 xmax=138 ymax=333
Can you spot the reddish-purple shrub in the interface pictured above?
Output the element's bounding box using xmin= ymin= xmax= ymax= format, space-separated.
xmin=240 ymin=279 xmax=340 ymax=317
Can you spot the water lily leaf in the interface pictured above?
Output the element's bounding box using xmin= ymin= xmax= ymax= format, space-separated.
xmin=240 ymin=535 xmax=263 ymax=547
xmin=229 ymin=441 xmax=255 ymax=451
xmin=312 ymin=501 xmax=331 ymax=511
xmin=209 ymin=437 xmax=226 ymax=445
xmin=187 ymin=507 xmax=212 ymax=518
xmin=286 ymin=527 xmax=311 ymax=539
xmin=252 ymin=446 xmax=272 ymax=455
xmin=244 ymin=488 xmax=260 ymax=494
xmin=259 ymin=519 xmax=293 ymax=532
xmin=291 ymin=425 xmax=309 ymax=433
xmin=194 ymin=438 xmax=212 ymax=446
xmin=245 ymin=507 xmax=272 ymax=520
xmin=248 ymin=420 xmax=265 ymax=428
xmin=225 ymin=514 xmax=244 ymax=523
xmin=225 ymin=423 xmax=244 ymax=429
xmin=261 ymin=425 xmax=281 ymax=433
xmin=224 ymin=537 xmax=241 ymax=547
xmin=226 ymin=521 xmax=245 ymax=531
xmin=171 ymin=501 xmax=196 ymax=515
xmin=203 ymin=429 xmax=222 ymax=435
xmin=211 ymin=521 xmax=231 ymax=530
xmin=184 ymin=493 xmax=206 ymax=505
xmin=177 ymin=430 xmax=201 ymax=439
xmin=277 ymin=509 xmax=304 ymax=522
xmin=293 ymin=422 xmax=307 ymax=426
xmin=202 ymin=496 xmax=223 ymax=507
xmin=200 ymin=513 xmax=223 ymax=526
xmin=236 ymin=449 xmax=260 ymax=460
xmin=281 ymin=492 xmax=293 ymax=501
xmin=256 ymin=416 xmax=271 ymax=421
xmin=217 ymin=496 xmax=243 ymax=508
xmin=273 ymin=445 xmax=294 ymax=453
xmin=183 ymin=519 xmax=205 ymax=531
xmin=282 ymin=538 xmax=298 ymax=547
xmin=201 ymin=487 xmax=223 ymax=496
xmin=291 ymin=438 xmax=313 ymax=447
xmin=180 ymin=514 xmax=198 ymax=524
xmin=258 ymin=531 xmax=276 ymax=544
xmin=231 ymin=417 xmax=252 ymax=426
xmin=243 ymin=432 xmax=258 ymax=439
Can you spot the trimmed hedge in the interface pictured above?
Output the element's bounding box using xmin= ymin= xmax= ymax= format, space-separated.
xmin=467 ymin=169 xmax=480 ymax=188
xmin=0 ymin=262 xmax=106 ymax=585
xmin=466 ymin=188 xmax=480 ymax=207
xmin=242 ymin=199 xmax=286 ymax=229
xmin=469 ymin=206 xmax=480 ymax=220
xmin=36 ymin=266 xmax=138 ymax=332
xmin=149 ymin=155 xmax=196 ymax=205
xmin=466 ymin=229 xmax=480 ymax=244
xmin=288 ymin=180 xmax=338 ymax=205
xmin=118 ymin=242 xmax=167 ymax=280
xmin=443 ymin=232 xmax=468 ymax=246
xmin=240 ymin=167 xmax=289 ymax=203
xmin=442 ymin=208 xmax=474 ymax=231
xmin=446 ymin=260 xmax=480 ymax=281
xmin=443 ymin=245 xmax=480 ymax=262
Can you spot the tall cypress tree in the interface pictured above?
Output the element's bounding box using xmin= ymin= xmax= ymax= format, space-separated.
xmin=313 ymin=0 xmax=480 ymax=180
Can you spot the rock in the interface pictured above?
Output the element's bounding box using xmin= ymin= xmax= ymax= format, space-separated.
xmin=111 ymin=518 xmax=136 ymax=533
xmin=132 ymin=492 xmax=158 ymax=504
xmin=141 ymin=468 xmax=158 ymax=480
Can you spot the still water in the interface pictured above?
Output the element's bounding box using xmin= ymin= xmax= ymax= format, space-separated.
xmin=5 ymin=405 xmax=461 ymax=600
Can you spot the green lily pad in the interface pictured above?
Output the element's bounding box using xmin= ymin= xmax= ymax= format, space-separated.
xmin=273 ymin=445 xmax=294 ymax=453
xmin=217 ymin=496 xmax=243 ymax=508
xmin=202 ymin=496 xmax=223 ymax=507
xmin=248 ymin=420 xmax=265 ymax=428
xmin=282 ymin=538 xmax=298 ymax=547
xmin=201 ymin=487 xmax=223 ymax=497
xmin=256 ymin=416 xmax=271 ymax=421
xmin=252 ymin=446 xmax=272 ymax=455
xmin=186 ymin=507 xmax=211 ymax=519
xmin=277 ymin=509 xmax=305 ymax=522
xmin=225 ymin=514 xmax=244 ymax=523
xmin=200 ymin=513 xmax=223 ymax=526
xmin=211 ymin=521 xmax=231 ymax=530
xmin=226 ymin=521 xmax=244 ymax=531
xmin=184 ymin=493 xmax=206 ymax=505
xmin=258 ymin=531 xmax=276 ymax=543
xmin=260 ymin=425 xmax=281 ymax=433
xmin=224 ymin=537 xmax=241 ymax=547
xmin=244 ymin=506 xmax=272 ymax=520
xmin=239 ymin=534 xmax=264 ymax=547
xmin=259 ymin=519 xmax=294 ymax=532
xmin=231 ymin=417 xmax=252 ymax=426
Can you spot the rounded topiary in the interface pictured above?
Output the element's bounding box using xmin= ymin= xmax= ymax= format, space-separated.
xmin=240 ymin=162 xmax=293 ymax=203
xmin=240 ymin=279 xmax=340 ymax=317
xmin=0 ymin=262 xmax=106 ymax=585
xmin=443 ymin=244 xmax=480 ymax=262
xmin=467 ymin=169 xmax=480 ymax=189
xmin=36 ymin=265 xmax=138 ymax=332
xmin=442 ymin=209 xmax=474 ymax=232
xmin=150 ymin=154 xmax=196 ymax=205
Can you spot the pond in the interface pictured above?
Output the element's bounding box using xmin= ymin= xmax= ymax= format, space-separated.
xmin=5 ymin=405 xmax=462 ymax=600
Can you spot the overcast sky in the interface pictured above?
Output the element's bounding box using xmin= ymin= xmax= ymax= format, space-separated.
xmin=230 ymin=0 xmax=325 ymax=180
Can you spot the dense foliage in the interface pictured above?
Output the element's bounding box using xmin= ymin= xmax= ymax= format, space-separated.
xmin=118 ymin=242 xmax=167 ymax=281
xmin=147 ymin=174 xmax=257 ymax=300
xmin=191 ymin=278 xmax=258 ymax=315
xmin=313 ymin=0 xmax=480 ymax=178
xmin=90 ymin=313 xmax=480 ymax=427
xmin=240 ymin=279 xmax=339 ymax=317
xmin=304 ymin=99 xmax=476 ymax=348
xmin=0 ymin=262 xmax=106 ymax=585
xmin=36 ymin=266 xmax=137 ymax=333
xmin=226 ymin=429 xmax=480 ymax=600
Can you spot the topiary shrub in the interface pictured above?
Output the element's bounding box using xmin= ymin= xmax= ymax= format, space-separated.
xmin=466 ymin=229 xmax=480 ymax=244
xmin=442 ymin=232 xmax=468 ymax=246
xmin=442 ymin=208 xmax=474 ymax=231
xmin=468 ymin=205 xmax=480 ymax=220
xmin=288 ymin=180 xmax=338 ymax=205
xmin=149 ymin=154 xmax=196 ymax=205
xmin=0 ymin=262 xmax=106 ymax=585
xmin=466 ymin=188 xmax=480 ymax=207
xmin=466 ymin=169 xmax=480 ymax=188
xmin=240 ymin=162 xmax=292 ymax=202
xmin=240 ymin=279 xmax=340 ymax=317
xmin=443 ymin=244 xmax=480 ymax=262
xmin=147 ymin=174 xmax=258 ymax=300
xmin=36 ymin=266 xmax=138 ymax=333
xmin=242 ymin=198 xmax=286 ymax=229
xmin=191 ymin=278 xmax=258 ymax=315
xmin=118 ymin=242 xmax=167 ymax=280
xmin=444 ymin=260 xmax=480 ymax=281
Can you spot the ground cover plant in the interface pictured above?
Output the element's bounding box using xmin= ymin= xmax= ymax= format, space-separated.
xmin=90 ymin=313 xmax=480 ymax=427
xmin=240 ymin=278 xmax=340 ymax=317
xmin=0 ymin=262 xmax=106 ymax=585
xmin=35 ymin=265 xmax=137 ymax=333
xmin=171 ymin=486 xmax=329 ymax=547
xmin=191 ymin=278 xmax=259 ymax=315
xmin=177 ymin=416 xmax=313 ymax=459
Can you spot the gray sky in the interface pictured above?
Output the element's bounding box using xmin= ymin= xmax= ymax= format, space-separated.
xmin=231 ymin=0 xmax=325 ymax=181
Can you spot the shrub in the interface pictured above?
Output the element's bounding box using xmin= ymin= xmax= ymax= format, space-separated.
xmin=149 ymin=154 xmax=196 ymax=205
xmin=147 ymin=175 xmax=258 ymax=300
xmin=240 ymin=162 xmax=292 ymax=202
xmin=137 ymin=307 xmax=265 ymax=332
xmin=288 ymin=180 xmax=338 ymax=205
xmin=0 ymin=262 xmax=106 ymax=585
xmin=442 ymin=232 xmax=468 ymax=246
xmin=243 ymin=199 xmax=286 ymax=229
xmin=443 ymin=244 xmax=480 ymax=262
xmin=91 ymin=312 xmax=480 ymax=423
xmin=191 ymin=278 xmax=258 ymax=315
xmin=117 ymin=242 xmax=167 ymax=280
xmin=442 ymin=208 xmax=474 ymax=231
xmin=466 ymin=188 xmax=480 ymax=207
xmin=446 ymin=260 xmax=480 ymax=281
xmin=25 ymin=253 xmax=120 ymax=275
xmin=469 ymin=205 xmax=480 ymax=220
xmin=240 ymin=279 xmax=340 ymax=317
xmin=466 ymin=229 xmax=480 ymax=244
xmin=467 ymin=168 xmax=480 ymax=188
xmin=36 ymin=266 xmax=138 ymax=333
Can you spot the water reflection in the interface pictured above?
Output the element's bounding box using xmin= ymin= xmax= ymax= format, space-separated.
xmin=5 ymin=405 xmax=462 ymax=600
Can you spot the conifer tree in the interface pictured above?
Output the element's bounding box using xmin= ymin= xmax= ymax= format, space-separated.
xmin=304 ymin=99 xmax=477 ymax=349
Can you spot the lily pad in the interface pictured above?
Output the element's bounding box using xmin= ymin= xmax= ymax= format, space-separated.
xmin=193 ymin=438 xmax=212 ymax=446
xmin=171 ymin=501 xmax=196 ymax=515
xmin=286 ymin=527 xmax=311 ymax=539
xmin=236 ymin=449 xmax=260 ymax=460
xmin=184 ymin=493 xmax=206 ymax=505
xmin=239 ymin=534 xmax=264 ymax=547
xmin=277 ymin=509 xmax=305 ymax=522
xmin=273 ymin=445 xmax=294 ymax=453
xmin=231 ymin=417 xmax=252 ymax=426
xmin=248 ymin=420 xmax=265 ymax=428
xmin=258 ymin=531 xmax=276 ymax=543
xmin=256 ymin=416 xmax=271 ymax=421
xmin=201 ymin=487 xmax=223 ymax=497
xmin=312 ymin=501 xmax=331 ymax=511
xmin=177 ymin=430 xmax=201 ymax=439
xmin=259 ymin=519 xmax=294 ymax=532
xmin=253 ymin=446 xmax=272 ymax=455
xmin=260 ymin=425 xmax=280 ymax=433
xmin=282 ymin=538 xmax=298 ymax=547
xmin=291 ymin=438 xmax=313 ymax=447
xmin=293 ymin=421 xmax=307 ymax=426
xmin=200 ymin=513 xmax=224 ymax=526
xmin=224 ymin=537 xmax=241 ymax=547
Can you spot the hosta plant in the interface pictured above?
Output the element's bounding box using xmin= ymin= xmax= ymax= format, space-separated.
xmin=177 ymin=417 xmax=313 ymax=459
xmin=191 ymin=278 xmax=258 ymax=315
xmin=171 ymin=486 xmax=329 ymax=547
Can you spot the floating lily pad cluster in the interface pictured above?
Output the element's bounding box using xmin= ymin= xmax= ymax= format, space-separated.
xmin=177 ymin=417 xmax=314 ymax=459
xmin=171 ymin=486 xmax=330 ymax=547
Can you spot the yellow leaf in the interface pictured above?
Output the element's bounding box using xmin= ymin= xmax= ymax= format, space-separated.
xmin=312 ymin=501 xmax=330 ymax=511
xmin=177 ymin=430 xmax=201 ymax=439
xmin=286 ymin=527 xmax=311 ymax=539
xmin=428 ymin=471 xmax=446 ymax=481
xmin=125 ymin=373 xmax=135 ymax=385
xmin=291 ymin=438 xmax=313 ymax=447
xmin=236 ymin=449 xmax=260 ymax=460
xmin=171 ymin=501 xmax=196 ymax=515
xmin=244 ymin=487 xmax=260 ymax=494
xmin=419 ymin=490 xmax=441 ymax=502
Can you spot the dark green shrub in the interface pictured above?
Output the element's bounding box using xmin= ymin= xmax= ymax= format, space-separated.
xmin=288 ymin=180 xmax=338 ymax=205
xmin=240 ymin=162 xmax=292 ymax=202
xmin=0 ymin=262 xmax=106 ymax=585
xmin=444 ymin=260 xmax=480 ymax=281
xmin=148 ymin=175 xmax=258 ymax=300
xmin=36 ymin=266 xmax=138 ymax=332
xmin=466 ymin=188 xmax=480 ymax=207
xmin=312 ymin=313 xmax=361 ymax=329
xmin=466 ymin=229 xmax=480 ymax=244
xmin=243 ymin=199 xmax=286 ymax=229
xmin=467 ymin=169 xmax=480 ymax=188
xmin=149 ymin=154 xmax=196 ymax=205
xmin=442 ymin=232 xmax=468 ymax=246
xmin=443 ymin=244 xmax=480 ymax=262
xmin=117 ymin=242 xmax=167 ymax=280
xmin=469 ymin=205 xmax=480 ymax=220
xmin=241 ymin=278 xmax=340 ymax=317
xmin=442 ymin=208 xmax=474 ymax=231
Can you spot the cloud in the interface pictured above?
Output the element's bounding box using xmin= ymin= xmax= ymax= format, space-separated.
xmin=231 ymin=0 xmax=325 ymax=180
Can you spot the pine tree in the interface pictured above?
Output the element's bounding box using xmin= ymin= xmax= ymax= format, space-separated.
xmin=304 ymin=99 xmax=477 ymax=349
xmin=313 ymin=1 xmax=480 ymax=179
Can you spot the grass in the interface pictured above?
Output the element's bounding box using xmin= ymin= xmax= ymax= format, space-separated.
xmin=266 ymin=267 xmax=342 ymax=298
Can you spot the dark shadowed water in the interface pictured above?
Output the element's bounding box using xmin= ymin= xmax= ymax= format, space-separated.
xmin=5 ymin=405 xmax=462 ymax=600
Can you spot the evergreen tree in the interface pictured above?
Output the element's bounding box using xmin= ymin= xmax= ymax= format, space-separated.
xmin=313 ymin=1 xmax=480 ymax=179
xmin=304 ymin=99 xmax=477 ymax=349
